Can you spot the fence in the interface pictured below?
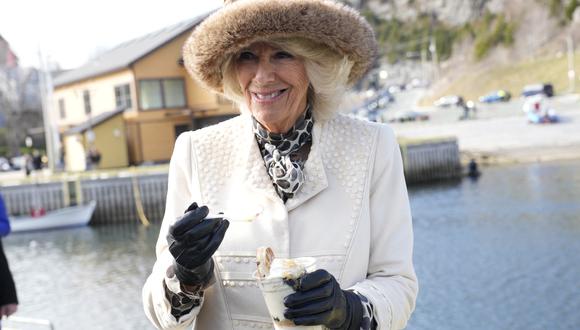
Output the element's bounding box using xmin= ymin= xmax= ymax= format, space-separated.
xmin=0 ymin=173 xmax=168 ymax=225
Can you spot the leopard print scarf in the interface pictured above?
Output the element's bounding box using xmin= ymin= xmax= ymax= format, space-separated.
xmin=253 ymin=105 xmax=314 ymax=202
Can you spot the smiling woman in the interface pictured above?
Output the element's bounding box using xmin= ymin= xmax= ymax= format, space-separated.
xmin=143 ymin=1 xmax=417 ymax=329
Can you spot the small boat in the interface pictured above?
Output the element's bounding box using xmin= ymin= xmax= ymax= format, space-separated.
xmin=10 ymin=200 xmax=97 ymax=233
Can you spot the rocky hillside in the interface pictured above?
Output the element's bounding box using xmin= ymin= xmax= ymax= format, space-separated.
xmin=347 ymin=0 xmax=580 ymax=27
xmin=343 ymin=0 xmax=580 ymax=98
xmin=349 ymin=0 xmax=493 ymax=26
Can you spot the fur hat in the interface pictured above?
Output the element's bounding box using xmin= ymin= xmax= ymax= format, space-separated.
xmin=183 ymin=0 xmax=377 ymax=93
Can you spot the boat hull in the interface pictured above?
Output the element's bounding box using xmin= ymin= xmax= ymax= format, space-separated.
xmin=10 ymin=200 xmax=97 ymax=233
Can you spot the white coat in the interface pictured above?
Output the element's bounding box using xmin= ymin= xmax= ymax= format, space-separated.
xmin=143 ymin=113 xmax=418 ymax=330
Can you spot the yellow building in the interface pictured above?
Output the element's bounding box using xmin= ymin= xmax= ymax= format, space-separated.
xmin=53 ymin=14 xmax=237 ymax=170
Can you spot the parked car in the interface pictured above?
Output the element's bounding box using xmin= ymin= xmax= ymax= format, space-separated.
xmin=434 ymin=95 xmax=463 ymax=108
xmin=407 ymin=78 xmax=430 ymax=89
xmin=521 ymin=83 xmax=554 ymax=98
xmin=357 ymin=89 xmax=394 ymax=113
xmin=0 ymin=157 xmax=11 ymax=171
xmin=10 ymin=155 xmax=26 ymax=170
xmin=387 ymin=110 xmax=430 ymax=123
xmin=478 ymin=90 xmax=511 ymax=103
xmin=388 ymin=85 xmax=402 ymax=94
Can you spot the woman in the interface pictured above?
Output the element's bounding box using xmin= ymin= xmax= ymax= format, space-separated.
xmin=1 ymin=193 xmax=18 ymax=319
xmin=143 ymin=0 xmax=417 ymax=329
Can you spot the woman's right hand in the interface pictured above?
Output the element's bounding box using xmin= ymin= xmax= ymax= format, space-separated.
xmin=167 ymin=203 xmax=229 ymax=288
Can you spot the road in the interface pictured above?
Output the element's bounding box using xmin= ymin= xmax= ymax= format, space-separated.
xmin=385 ymin=90 xmax=580 ymax=164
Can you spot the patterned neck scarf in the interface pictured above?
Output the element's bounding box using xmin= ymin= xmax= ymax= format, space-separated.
xmin=253 ymin=105 xmax=314 ymax=202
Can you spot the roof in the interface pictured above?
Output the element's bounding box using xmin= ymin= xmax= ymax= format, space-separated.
xmin=64 ymin=107 xmax=125 ymax=135
xmin=53 ymin=13 xmax=210 ymax=87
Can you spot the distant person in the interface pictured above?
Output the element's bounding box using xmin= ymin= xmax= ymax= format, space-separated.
xmin=466 ymin=100 xmax=477 ymax=118
xmin=86 ymin=146 xmax=102 ymax=170
xmin=0 ymin=194 xmax=11 ymax=237
xmin=457 ymin=97 xmax=470 ymax=120
xmin=0 ymin=193 xmax=19 ymax=320
xmin=468 ymin=158 xmax=481 ymax=178
xmin=32 ymin=150 xmax=42 ymax=171
xmin=24 ymin=154 xmax=33 ymax=177
xmin=59 ymin=149 xmax=66 ymax=171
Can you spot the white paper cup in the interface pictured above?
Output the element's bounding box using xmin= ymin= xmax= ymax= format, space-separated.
xmin=255 ymin=257 xmax=322 ymax=330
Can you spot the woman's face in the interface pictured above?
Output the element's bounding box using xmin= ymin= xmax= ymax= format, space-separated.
xmin=235 ymin=42 xmax=309 ymax=134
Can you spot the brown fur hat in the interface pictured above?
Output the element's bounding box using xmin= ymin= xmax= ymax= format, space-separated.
xmin=183 ymin=0 xmax=377 ymax=93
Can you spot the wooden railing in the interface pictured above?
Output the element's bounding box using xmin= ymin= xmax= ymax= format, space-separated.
xmin=0 ymin=173 xmax=168 ymax=225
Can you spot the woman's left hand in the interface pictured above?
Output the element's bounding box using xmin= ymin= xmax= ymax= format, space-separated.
xmin=283 ymin=269 xmax=363 ymax=329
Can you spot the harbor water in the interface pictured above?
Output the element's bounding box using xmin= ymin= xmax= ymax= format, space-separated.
xmin=3 ymin=160 xmax=580 ymax=330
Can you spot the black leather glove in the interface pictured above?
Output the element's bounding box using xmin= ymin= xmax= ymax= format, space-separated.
xmin=167 ymin=202 xmax=229 ymax=288
xmin=283 ymin=269 xmax=363 ymax=330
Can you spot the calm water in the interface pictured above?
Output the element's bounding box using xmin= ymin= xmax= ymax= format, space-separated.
xmin=3 ymin=160 xmax=580 ymax=330
xmin=407 ymin=160 xmax=580 ymax=330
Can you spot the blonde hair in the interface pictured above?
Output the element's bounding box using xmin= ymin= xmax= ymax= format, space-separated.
xmin=221 ymin=37 xmax=354 ymax=122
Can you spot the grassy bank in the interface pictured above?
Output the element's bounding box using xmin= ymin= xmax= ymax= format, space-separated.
xmin=420 ymin=51 xmax=580 ymax=106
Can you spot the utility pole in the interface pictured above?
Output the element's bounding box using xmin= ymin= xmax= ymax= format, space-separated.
xmin=38 ymin=50 xmax=57 ymax=173
xmin=567 ymin=35 xmax=576 ymax=93
xmin=429 ymin=36 xmax=440 ymax=82
xmin=428 ymin=11 xmax=440 ymax=82
xmin=421 ymin=44 xmax=428 ymax=83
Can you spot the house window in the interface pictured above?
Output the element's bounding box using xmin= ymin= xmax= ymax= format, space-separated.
xmin=58 ymin=98 xmax=66 ymax=119
xmin=139 ymin=78 xmax=186 ymax=110
xmin=83 ymin=90 xmax=91 ymax=115
xmin=115 ymin=84 xmax=132 ymax=109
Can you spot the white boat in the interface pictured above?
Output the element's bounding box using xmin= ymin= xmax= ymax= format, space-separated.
xmin=10 ymin=200 xmax=97 ymax=233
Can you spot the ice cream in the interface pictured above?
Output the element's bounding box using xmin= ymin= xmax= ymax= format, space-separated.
xmin=254 ymin=247 xmax=320 ymax=329
xmin=256 ymin=246 xmax=275 ymax=278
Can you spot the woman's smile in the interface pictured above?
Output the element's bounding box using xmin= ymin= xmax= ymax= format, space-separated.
xmin=251 ymin=88 xmax=289 ymax=103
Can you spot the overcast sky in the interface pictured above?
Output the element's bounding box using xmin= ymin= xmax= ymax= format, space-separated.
xmin=0 ymin=0 xmax=221 ymax=69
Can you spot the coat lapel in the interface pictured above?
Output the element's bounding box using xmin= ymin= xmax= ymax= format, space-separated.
xmin=238 ymin=114 xmax=280 ymax=201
